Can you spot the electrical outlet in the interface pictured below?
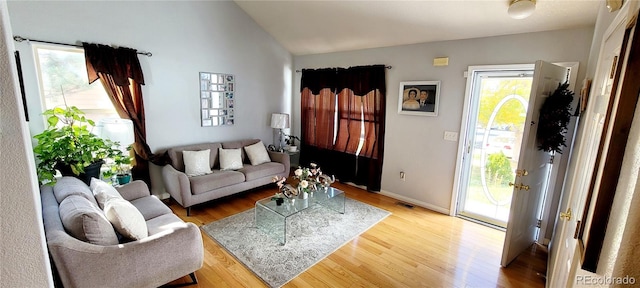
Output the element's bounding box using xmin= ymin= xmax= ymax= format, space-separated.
xmin=444 ymin=131 xmax=458 ymax=142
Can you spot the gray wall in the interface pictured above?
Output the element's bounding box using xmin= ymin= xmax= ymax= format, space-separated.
xmin=0 ymin=1 xmax=53 ymax=286
xmin=7 ymin=0 xmax=293 ymax=151
xmin=8 ymin=0 xmax=293 ymax=196
xmin=294 ymin=27 xmax=594 ymax=213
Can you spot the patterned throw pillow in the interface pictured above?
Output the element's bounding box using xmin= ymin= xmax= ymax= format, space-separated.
xmin=219 ymin=148 xmax=243 ymax=170
xmin=244 ymin=141 xmax=271 ymax=165
xmin=183 ymin=149 xmax=213 ymax=177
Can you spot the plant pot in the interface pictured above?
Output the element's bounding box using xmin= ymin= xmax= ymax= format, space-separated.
xmin=117 ymin=174 xmax=132 ymax=185
xmin=55 ymin=160 xmax=104 ymax=185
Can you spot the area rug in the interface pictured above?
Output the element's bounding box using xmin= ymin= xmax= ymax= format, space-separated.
xmin=201 ymin=198 xmax=390 ymax=287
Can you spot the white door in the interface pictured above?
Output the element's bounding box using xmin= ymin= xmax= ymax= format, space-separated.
xmin=547 ymin=9 xmax=630 ymax=286
xmin=501 ymin=60 xmax=568 ymax=267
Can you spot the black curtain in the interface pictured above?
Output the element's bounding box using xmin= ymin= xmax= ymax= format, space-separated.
xmin=300 ymin=65 xmax=386 ymax=191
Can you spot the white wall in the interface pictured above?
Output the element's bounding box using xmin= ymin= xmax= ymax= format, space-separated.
xmin=0 ymin=1 xmax=53 ymax=286
xmin=294 ymin=27 xmax=594 ymax=213
xmin=7 ymin=0 xmax=292 ymax=152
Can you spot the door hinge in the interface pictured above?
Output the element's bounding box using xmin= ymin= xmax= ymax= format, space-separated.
xmin=536 ymin=219 xmax=542 ymax=228
xmin=574 ymin=220 xmax=582 ymax=239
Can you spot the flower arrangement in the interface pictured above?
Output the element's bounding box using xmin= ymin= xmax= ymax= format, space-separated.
xmin=293 ymin=163 xmax=321 ymax=193
xmin=272 ymin=163 xmax=333 ymax=199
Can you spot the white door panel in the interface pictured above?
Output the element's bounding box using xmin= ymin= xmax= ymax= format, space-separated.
xmin=501 ymin=60 xmax=568 ymax=267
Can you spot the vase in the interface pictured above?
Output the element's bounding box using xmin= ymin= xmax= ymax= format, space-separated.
xmin=117 ymin=174 xmax=132 ymax=185
xmin=297 ymin=186 xmax=308 ymax=199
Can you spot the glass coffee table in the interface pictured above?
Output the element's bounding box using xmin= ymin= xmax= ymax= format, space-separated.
xmin=255 ymin=187 xmax=345 ymax=244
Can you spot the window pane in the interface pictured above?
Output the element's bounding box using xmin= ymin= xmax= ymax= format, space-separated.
xmin=34 ymin=45 xmax=118 ymax=124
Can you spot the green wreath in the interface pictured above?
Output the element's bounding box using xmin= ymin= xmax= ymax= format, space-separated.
xmin=537 ymin=82 xmax=574 ymax=154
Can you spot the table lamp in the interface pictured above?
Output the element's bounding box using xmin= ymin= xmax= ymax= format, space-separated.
xmin=270 ymin=113 xmax=289 ymax=151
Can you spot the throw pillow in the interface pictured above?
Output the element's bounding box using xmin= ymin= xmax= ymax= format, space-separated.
xmin=183 ymin=149 xmax=213 ymax=177
xmin=90 ymin=178 xmax=124 ymax=209
xmin=53 ymin=176 xmax=99 ymax=206
xmin=244 ymin=141 xmax=271 ymax=166
xmin=59 ymin=195 xmax=119 ymax=245
xmin=103 ymin=197 xmax=148 ymax=240
xmin=219 ymin=148 xmax=243 ymax=170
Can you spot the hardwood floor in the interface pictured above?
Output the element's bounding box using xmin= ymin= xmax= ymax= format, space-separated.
xmin=165 ymin=182 xmax=547 ymax=287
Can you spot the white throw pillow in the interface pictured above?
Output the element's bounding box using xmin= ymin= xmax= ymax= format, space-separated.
xmin=219 ymin=148 xmax=243 ymax=170
xmin=90 ymin=178 xmax=124 ymax=210
xmin=244 ymin=141 xmax=271 ymax=166
xmin=103 ymin=197 xmax=148 ymax=240
xmin=183 ymin=149 xmax=213 ymax=177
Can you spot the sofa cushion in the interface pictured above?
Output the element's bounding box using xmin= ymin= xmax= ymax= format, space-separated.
xmin=167 ymin=143 xmax=221 ymax=172
xmin=238 ymin=162 xmax=286 ymax=181
xmin=90 ymin=178 xmax=124 ymax=209
xmin=190 ymin=170 xmax=245 ymax=195
xmin=244 ymin=141 xmax=271 ymax=166
xmin=146 ymin=213 xmax=188 ymax=236
xmin=103 ymin=197 xmax=148 ymax=240
xmin=54 ymin=176 xmax=99 ymax=206
xmin=59 ymin=195 xmax=118 ymax=245
xmin=219 ymin=148 xmax=243 ymax=170
xmin=130 ymin=195 xmax=172 ymax=221
xmin=183 ymin=149 xmax=213 ymax=177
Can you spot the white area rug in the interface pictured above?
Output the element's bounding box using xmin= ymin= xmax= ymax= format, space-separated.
xmin=201 ymin=198 xmax=390 ymax=287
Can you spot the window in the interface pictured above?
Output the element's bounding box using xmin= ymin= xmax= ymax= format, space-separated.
xmin=33 ymin=45 xmax=118 ymax=124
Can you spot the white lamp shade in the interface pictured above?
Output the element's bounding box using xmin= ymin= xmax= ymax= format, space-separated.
xmin=508 ymin=0 xmax=535 ymax=19
xmin=96 ymin=118 xmax=135 ymax=149
xmin=270 ymin=113 xmax=290 ymax=129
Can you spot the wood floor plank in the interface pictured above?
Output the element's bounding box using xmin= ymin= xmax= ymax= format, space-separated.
xmin=164 ymin=182 xmax=546 ymax=288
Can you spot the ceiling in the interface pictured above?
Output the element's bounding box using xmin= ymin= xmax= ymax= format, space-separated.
xmin=234 ymin=0 xmax=602 ymax=55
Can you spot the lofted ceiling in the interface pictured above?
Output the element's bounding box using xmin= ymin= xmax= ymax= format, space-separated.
xmin=234 ymin=0 xmax=602 ymax=55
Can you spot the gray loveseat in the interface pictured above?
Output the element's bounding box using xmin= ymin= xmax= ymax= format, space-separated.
xmin=162 ymin=139 xmax=290 ymax=215
xmin=41 ymin=177 xmax=203 ymax=288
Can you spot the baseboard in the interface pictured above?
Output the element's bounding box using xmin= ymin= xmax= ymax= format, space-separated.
xmin=378 ymin=190 xmax=450 ymax=215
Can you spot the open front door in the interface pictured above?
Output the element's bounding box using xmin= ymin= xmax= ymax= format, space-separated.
xmin=501 ymin=60 xmax=568 ymax=267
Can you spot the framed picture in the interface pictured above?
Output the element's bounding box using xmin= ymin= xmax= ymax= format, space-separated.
xmin=397 ymin=81 xmax=440 ymax=116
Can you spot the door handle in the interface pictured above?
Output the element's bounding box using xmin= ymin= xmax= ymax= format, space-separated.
xmin=516 ymin=169 xmax=529 ymax=177
xmin=509 ymin=182 xmax=530 ymax=191
xmin=560 ymin=208 xmax=572 ymax=221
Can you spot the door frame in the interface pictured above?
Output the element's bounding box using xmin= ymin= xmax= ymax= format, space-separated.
xmin=452 ymin=62 xmax=579 ymax=239
xmin=452 ymin=64 xmax=534 ymax=218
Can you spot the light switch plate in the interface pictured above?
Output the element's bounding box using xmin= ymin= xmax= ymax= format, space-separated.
xmin=444 ymin=131 xmax=458 ymax=141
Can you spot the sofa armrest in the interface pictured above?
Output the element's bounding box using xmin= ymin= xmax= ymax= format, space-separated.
xmin=268 ymin=151 xmax=290 ymax=173
xmin=115 ymin=180 xmax=151 ymax=201
xmin=47 ymin=221 xmax=203 ymax=288
xmin=162 ymin=164 xmax=192 ymax=207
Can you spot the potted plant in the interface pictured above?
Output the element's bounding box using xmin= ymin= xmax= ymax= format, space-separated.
xmin=103 ymin=147 xmax=133 ymax=185
xmin=284 ymin=134 xmax=300 ymax=152
xmin=33 ymin=106 xmax=127 ymax=185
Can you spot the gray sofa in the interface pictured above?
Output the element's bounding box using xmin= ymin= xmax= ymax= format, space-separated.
xmin=41 ymin=177 xmax=203 ymax=288
xmin=162 ymin=139 xmax=290 ymax=215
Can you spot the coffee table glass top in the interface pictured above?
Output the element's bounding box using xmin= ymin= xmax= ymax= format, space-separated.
xmin=255 ymin=187 xmax=345 ymax=244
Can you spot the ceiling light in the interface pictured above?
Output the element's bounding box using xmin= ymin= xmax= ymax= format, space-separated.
xmin=508 ymin=0 xmax=536 ymax=20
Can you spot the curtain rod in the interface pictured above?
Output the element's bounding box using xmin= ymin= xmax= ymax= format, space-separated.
xmin=13 ymin=35 xmax=153 ymax=57
xmin=295 ymin=65 xmax=391 ymax=73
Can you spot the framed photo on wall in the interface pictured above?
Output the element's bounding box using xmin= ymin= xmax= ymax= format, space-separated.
xmin=397 ymin=81 xmax=440 ymax=116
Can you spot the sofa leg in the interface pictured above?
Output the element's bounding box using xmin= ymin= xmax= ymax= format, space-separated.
xmin=159 ymin=272 xmax=198 ymax=287
xmin=186 ymin=207 xmax=191 ymax=216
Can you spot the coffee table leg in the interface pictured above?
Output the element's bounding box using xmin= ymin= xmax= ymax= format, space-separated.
xmin=255 ymin=203 xmax=287 ymax=245
xmin=322 ymin=191 xmax=346 ymax=214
